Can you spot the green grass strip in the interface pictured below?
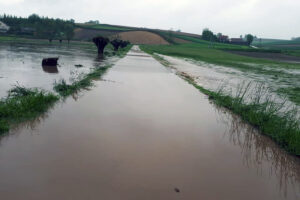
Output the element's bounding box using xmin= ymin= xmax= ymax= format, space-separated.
xmin=191 ymin=81 xmax=300 ymax=155
xmin=0 ymin=86 xmax=59 ymax=134
xmin=54 ymin=66 xmax=111 ymax=97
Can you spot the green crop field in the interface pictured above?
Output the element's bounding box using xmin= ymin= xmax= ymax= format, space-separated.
xmin=77 ymin=23 xmax=134 ymax=31
xmin=252 ymin=38 xmax=300 ymax=51
xmin=141 ymin=43 xmax=299 ymax=70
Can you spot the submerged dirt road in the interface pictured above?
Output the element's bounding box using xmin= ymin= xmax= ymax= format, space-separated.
xmin=0 ymin=46 xmax=299 ymax=199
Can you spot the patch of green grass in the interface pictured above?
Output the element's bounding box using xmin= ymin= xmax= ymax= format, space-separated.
xmin=54 ymin=66 xmax=111 ymax=97
xmin=0 ymin=35 xmax=34 ymax=43
xmin=253 ymin=39 xmax=300 ymax=46
xmin=252 ymin=39 xmax=300 ymax=50
xmin=208 ymin=84 xmax=300 ymax=155
xmin=283 ymin=50 xmax=300 ymax=57
xmin=140 ymin=43 xmax=300 ymax=70
xmin=173 ymin=35 xmax=300 ymax=54
xmin=172 ymin=34 xmax=256 ymax=50
xmin=0 ymin=35 xmax=97 ymax=49
xmin=77 ymin=24 xmax=133 ymax=31
xmin=0 ymin=86 xmax=59 ymax=134
xmin=0 ymin=35 xmax=17 ymax=41
xmin=0 ymin=120 xmax=9 ymax=133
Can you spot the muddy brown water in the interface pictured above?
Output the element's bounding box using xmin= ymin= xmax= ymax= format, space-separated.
xmin=0 ymin=46 xmax=299 ymax=199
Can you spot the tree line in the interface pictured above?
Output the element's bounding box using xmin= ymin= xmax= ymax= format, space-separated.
xmin=0 ymin=14 xmax=75 ymax=41
xmin=202 ymin=28 xmax=254 ymax=45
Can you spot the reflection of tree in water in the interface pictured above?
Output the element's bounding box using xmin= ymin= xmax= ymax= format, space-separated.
xmin=94 ymin=55 xmax=104 ymax=65
xmin=214 ymin=105 xmax=300 ymax=198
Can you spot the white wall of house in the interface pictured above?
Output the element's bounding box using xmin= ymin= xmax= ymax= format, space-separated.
xmin=0 ymin=21 xmax=10 ymax=33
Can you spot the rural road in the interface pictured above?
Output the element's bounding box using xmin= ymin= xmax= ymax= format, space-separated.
xmin=0 ymin=46 xmax=299 ymax=199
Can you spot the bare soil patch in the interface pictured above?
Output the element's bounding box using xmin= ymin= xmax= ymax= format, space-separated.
xmin=117 ymin=31 xmax=169 ymax=45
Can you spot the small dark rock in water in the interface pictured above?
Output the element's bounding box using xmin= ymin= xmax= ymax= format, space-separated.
xmin=75 ymin=64 xmax=83 ymax=68
xmin=42 ymin=57 xmax=59 ymax=66
xmin=174 ymin=188 xmax=180 ymax=193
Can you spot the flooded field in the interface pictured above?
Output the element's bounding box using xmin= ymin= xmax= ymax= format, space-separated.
xmin=0 ymin=46 xmax=299 ymax=199
xmin=0 ymin=42 xmax=115 ymax=98
xmin=159 ymin=54 xmax=300 ymax=108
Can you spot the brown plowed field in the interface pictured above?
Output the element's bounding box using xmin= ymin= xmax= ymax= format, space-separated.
xmin=117 ymin=31 xmax=169 ymax=45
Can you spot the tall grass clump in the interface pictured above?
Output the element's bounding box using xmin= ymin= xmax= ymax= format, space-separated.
xmin=54 ymin=66 xmax=111 ymax=97
xmin=0 ymin=85 xmax=59 ymax=134
xmin=199 ymin=81 xmax=300 ymax=155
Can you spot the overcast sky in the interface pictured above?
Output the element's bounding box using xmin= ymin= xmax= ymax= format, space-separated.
xmin=0 ymin=0 xmax=299 ymax=39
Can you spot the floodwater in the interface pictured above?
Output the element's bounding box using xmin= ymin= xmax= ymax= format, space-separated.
xmin=159 ymin=54 xmax=300 ymax=108
xmin=0 ymin=46 xmax=299 ymax=199
xmin=0 ymin=42 xmax=114 ymax=98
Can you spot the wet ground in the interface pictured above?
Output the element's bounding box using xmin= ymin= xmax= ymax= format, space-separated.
xmin=0 ymin=42 xmax=114 ymax=98
xmin=0 ymin=46 xmax=299 ymax=199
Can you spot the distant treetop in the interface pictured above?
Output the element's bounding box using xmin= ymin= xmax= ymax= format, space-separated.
xmin=0 ymin=13 xmax=75 ymax=40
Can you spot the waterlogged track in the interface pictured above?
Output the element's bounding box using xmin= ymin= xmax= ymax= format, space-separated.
xmin=0 ymin=46 xmax=299 ymax=199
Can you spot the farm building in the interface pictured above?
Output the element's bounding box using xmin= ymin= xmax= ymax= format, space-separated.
xmin=0 ymin=21 xmax=9 ymax=33
xmin=218 ymin=35 xmax=229 ymax=43
xmin=230 ymin=38 xmax=248 ymax=45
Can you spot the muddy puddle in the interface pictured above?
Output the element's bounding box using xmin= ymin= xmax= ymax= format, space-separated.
xmin=0 ymin=42 xmax=116 ymax=98
xmin=0 ymin=46 xmax=299 ymax=199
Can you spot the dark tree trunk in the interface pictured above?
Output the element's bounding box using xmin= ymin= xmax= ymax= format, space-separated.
xmin=111 ymin=39 xmax=122 ymax=51
xmin=92 ymin=36 xmax=109 ymax=56
xmin=120 ymin=40 xmax=130 ymax=48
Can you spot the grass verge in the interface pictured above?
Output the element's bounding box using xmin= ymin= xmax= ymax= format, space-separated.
xmin=54 ymin=66 xmax=111 ymax=97
xmin=150 ymin=53 xmax=300 ymax=156
xmin=0 ymin=86 xmax=59 ymax=134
